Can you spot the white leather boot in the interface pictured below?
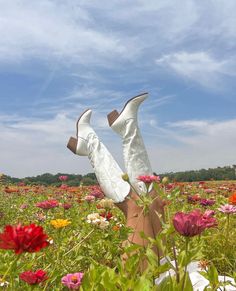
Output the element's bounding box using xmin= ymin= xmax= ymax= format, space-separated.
xmin=107 ymin=93 xmax=153 ymax=194
xmin=67 ymin=109 xmax=130 ymax=203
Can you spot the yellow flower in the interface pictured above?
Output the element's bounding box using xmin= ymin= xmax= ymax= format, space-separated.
xmin=50 ymin=219 xmax=71 ymax=229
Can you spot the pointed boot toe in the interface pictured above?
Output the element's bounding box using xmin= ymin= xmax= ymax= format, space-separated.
xmin=107 ymin=92 xmax=148 ymax=134
xmin=67 ymin=109 xmax=94 ymax=156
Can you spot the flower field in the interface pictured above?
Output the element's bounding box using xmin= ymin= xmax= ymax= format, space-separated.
xmin=0 ymin=177 xmax=236 ymax=290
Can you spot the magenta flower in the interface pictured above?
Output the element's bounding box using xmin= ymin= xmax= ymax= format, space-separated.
xmin=59 ymin=175 xmax=68 ymax=181
xmin=200 ymin=199 xmax=215 ymax=207
xmin=218 ymin=204 xmax=236 ymax=214
xmin=61 ymin=273 xmax=84 ymax=289
xmin=90 ymin=190 xmax=104 ymax=199
xmin=137 ymin=175 xmax=160 ymax=184
xmin=173 ymin=209 xmax=217 ymax=237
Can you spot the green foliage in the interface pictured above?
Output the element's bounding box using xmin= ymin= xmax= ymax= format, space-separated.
xmin=0 ymin=180 xmax=235 ymax=289
xmin=2 ymin=165 xmax=236 ymax=186
xmin=159 ymin=165 xmax=236 ymax=182
xmin=2 ymin=173 xmax=94 ymax=186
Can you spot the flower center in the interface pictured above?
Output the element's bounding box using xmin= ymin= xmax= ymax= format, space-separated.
xmin=71 ymin=276 xmax=78 ymax=284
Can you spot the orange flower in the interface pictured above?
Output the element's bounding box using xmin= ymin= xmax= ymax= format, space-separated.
xmin=229 ymin=192 xmax=236 ymax=205
xmin=112 ymin=225 xmax=120 ymax=231
xmin=4 ymin=187 xmax=19 ymax=193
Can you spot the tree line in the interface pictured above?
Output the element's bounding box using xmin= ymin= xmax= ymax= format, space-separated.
xmin=1 ymin=165 xmax=236 ymax=186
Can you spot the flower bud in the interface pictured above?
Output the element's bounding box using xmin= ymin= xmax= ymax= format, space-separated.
xmin=122 ymin=173 xmax=129 ymax=182
xmin=162 ymin=177 xmax=169 ymax=184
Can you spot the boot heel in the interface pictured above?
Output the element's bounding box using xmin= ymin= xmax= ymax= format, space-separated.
xmin=67 ymin=137 xmax=78 ymax=154
xmin=107 ymin=110 xmax=119 ymax=127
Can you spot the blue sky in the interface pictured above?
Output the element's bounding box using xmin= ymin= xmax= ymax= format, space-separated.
xmin=0 ymin=0 xmax=236 ymax=178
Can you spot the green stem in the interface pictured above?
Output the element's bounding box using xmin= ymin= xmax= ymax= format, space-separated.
xmin=223 ymin=214 xmax=230 ymax=285
xmin=56 ymin=229 xmax=62 ymax=268
xmin=225 ymin=214 xmax=230 ymax=246
xmin=171 ymin=236 xmax=180 ymax=283
xmin=64 ymin=229 xmax=95 ymax=256
xmin=181 ymin=238 xmax=189 ymax=291
xmin=2 ymin=254 xmax=21 ymax=281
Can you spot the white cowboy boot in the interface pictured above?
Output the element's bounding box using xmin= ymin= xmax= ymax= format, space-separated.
xmin=67 ymin=109 xmax=130 ymax=203
xmin=107 ymin=93 xmax=153 ymax=194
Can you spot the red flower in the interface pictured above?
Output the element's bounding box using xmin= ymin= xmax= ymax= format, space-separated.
xmin=0 ymin=224 xmax=49 ymax=254
xmin=173 ymin=209 xmax=217 ymax=237
xmin=36 ymin=199 xmax=59 ymax=209
xmin=20 ymin=270 xmax=48 ymax=285
xmin=100 ymin=212 xmax=113 ymax=221
xmin=62 ymin=203 xmax=72 ymax=210
xmin=187 ymin=194 xmax=201 ymax=204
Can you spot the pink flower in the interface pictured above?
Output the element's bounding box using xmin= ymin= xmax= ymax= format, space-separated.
xmin=84 ymin=195 xmax=95 ymax=202
xmin=59 ymin=175 xmax=68 ymax=181
xmin=20 ymin=204 xmax=28 ymax=209
xmin=60 ymin=184 xmax=69 ymax=190
xmin=218 ymin=204 xmax=236 ymax=214
xmin=137 ymin=175 xmax=160 ymax=184
xmin=173 ymin=209 xmax=217 ymax=237
xmin=36 ymin=200 xmax=59 ymax=210
xmin=18 ymin=182 xmax=25 ymax=186
xmin=61 ymin=273 xmax=84 ymax=289
xmin=205 ymin=188 xmax=215 ymax=194
xmin=203 ymin=210 xmax=215 ymax=218
xmin=202 ymin=210 xmax=217 ymax=228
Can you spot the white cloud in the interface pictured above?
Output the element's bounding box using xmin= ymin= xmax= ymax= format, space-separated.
xmin=0 ymin=0 xmax=236 ymax=68
xmin=1 ymin=111 xmax=235 ymax=177
xmin=148 ymin=118 xmax=236 ymax=172
xmin=0 ymin=113 xmax=91 ymax=177
xmin=0 ymin=1 xmax=130 ymax=65
xmin=156 ymin=51 xmax=236 ymax=88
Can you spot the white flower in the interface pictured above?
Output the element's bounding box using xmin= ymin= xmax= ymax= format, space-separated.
xmin=98 ymin=199 xmax=114 ymax=209
xmin=0 ymin=278 xmax=9 ymax=287
xmin=87 ymin=213 xmax=100 ymax=222
xmin=47 ymin=237 xmax=54 ymax=245
xmin=86 ymin=212 xmax=109 ymax=229
xmin=99 ymin=218 xmax=109 ymax=229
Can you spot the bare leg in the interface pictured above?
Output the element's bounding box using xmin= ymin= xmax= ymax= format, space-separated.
xmin=116 ymin=190 xmax=164 ymax=270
